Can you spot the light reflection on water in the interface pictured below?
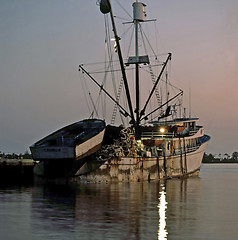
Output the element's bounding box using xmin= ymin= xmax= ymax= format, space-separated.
xmin=0 ymin=164 xmax=238 ymax=239
xmin=158 ymin=184 xmax=168 ymax=240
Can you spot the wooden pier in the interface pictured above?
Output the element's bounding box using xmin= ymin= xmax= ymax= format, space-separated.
xmin=0 ymin=158 xmax=35 ymax=184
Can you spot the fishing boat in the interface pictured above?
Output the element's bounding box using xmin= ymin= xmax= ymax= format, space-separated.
xmin=73 ymin=0 xmax=210 ymax=182
xmin=30 ymin=119 xmax=105 ymax=178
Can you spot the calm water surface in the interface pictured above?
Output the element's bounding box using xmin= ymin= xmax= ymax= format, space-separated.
xmin=0 ymin=164 xmax=238 ymax=240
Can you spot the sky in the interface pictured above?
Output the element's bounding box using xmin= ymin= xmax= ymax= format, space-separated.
xmin=0 ymin=0 xmax=238 ymax=156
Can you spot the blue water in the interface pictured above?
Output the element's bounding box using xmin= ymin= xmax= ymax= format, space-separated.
xmin=0 ymin=164 xmax=238 ymax=240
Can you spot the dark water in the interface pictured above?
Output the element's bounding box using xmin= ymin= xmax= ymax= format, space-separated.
xmin=0 ymin=164 xmax=238 ymax=240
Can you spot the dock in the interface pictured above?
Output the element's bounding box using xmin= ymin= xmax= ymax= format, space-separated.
xmin=0 ymin=158 xmax=35 ymax=184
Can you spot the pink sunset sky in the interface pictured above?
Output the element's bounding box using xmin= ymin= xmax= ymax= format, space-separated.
xmin=0 ymin=0 xmax=238 ymax=156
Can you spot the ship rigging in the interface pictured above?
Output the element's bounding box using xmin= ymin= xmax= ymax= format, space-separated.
xmin=79 ymin=0 xmax=184 ymax=137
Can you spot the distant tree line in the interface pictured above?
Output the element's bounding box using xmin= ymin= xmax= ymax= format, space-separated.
xmin=203 ymin=152 xmax=238 ymax=163
xmin=0 ymin=150 xmax=32 ymax=159
xmin=1 ymin=150 xmax=238 ymax=163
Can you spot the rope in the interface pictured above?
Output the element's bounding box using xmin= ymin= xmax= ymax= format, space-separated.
xmin=79 ymin=70 xmax=93 ymax=117
xmin=115 ymin=0 xmax=132 ymax=19
xmin=139 ymin=23 xmax=162 ymax=113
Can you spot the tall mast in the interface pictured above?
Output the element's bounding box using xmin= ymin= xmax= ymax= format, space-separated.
xmin=99 ymin=0 xmax=136 ymax=128
xmin=134 ymin=0 xmax=140 ymax=139
xmin=131 ymin=1 xmax=147 ymax=138
xmin=100 ymin=1 xmax=148 ymax=138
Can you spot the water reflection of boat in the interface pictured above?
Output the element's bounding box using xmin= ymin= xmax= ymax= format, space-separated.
xmin=31 ymin=177 xmax=201 ymax=239
xmin=73 ymin=179 xmax=200 ymax=239
xmin=74 ymin=182 xmax=163 ymax=238
xmin=160 ymin=178 xmax=201 ymax=239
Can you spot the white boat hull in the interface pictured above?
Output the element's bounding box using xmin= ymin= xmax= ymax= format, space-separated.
xmin=31 ymin=129 xmax=105 ymax=161
xmin=30 ymin=119 xmax=106 ymax=178
xmin=30 ymin=146 xmax=75 ymax=160
xmin=75 ymin=130 xmax=105 ymax=160
xmin=75 ymin=140 xmax=208 ymax=182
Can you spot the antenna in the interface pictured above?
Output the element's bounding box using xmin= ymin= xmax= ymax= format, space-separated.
xmin=189 ymin=82 xmax=191 ymax=118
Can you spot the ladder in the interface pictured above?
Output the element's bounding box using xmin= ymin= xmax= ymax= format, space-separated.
xmin=111 ymin=77 xmax=124 ymax=124
xmin=148 ymin=63 xmax=162 ymax=114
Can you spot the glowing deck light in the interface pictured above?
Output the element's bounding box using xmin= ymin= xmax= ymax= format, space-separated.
xmin=160 ymin=127 xmax=165 ymax=133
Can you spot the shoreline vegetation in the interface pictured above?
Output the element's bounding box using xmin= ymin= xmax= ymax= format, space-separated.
xmin=1 ymin=150 xmax=238 ymax=164
xmin=0 ymin=151 xmax=32 ymax=160
xmin=202 ymin=152 xmax=238 ymax=163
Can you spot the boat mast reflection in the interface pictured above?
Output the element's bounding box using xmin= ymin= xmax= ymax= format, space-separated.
xmin=158 ymin=182 xmax=168 ymax=240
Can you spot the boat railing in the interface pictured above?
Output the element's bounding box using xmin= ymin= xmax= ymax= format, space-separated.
xmin=139 ymin=125 xmax=203 ymax=140
xmin=172 ymin=144 xmax=200 ymax=156
xmin=186 ymin=145 xmax=200 ymax=153
xmin=188 ymin=126 xmax=203 ymax=136
xmin=188 ymin=130 xmax=197 ymax=136
xmin=141 ymin=131 xmax=174 ymax=139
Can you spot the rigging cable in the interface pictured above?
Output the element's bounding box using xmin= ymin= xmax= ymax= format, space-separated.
xmin=105 ymin=14 xmax=123 ymax=124
xmin=139 ymin=23 xmax=158 ymax=60
xmin=125 ymin=25 xmax=134 ymax=62
xmin=115 ymin=0 xmax=132 ymax=19
xmin=105 ymin=12 xmax=134 ymax=125
xmin=80 ymin=71 xmax=93 ymax=117
xmin=154 ymin=21 xmax=159 ymax=57
xmin=89 ymin=92 xmax=99 ymax=119
xmin=139 ymin=23 xmax=162 ymax=110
